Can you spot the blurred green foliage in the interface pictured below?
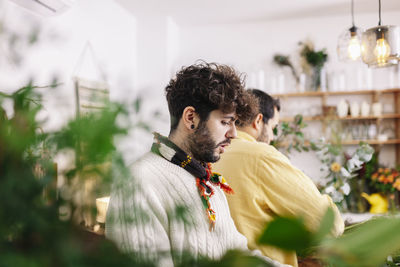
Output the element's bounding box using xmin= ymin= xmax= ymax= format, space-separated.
xmin=259 ymin=207 xmax=400 ymax=267
xmin=273 ymin=54 xmax=299 ymax=83
xmin=299 ymin=42 xmax=328 ymax=69
xmin=0 ymin=84 xmax=153 ymax=266
xmin=258 ymin=208 xmax=335 ymax=258
xmin=0 ymin=84 xmax=276 ymax=266
xmin=271 ymin=114 xmax=309 ymax=154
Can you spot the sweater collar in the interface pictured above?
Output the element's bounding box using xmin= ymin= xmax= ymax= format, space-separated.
xmin=150 ymin=132 xmax=234 ymax=231
xmin=151 ymin=132 xmax=208 ymax=180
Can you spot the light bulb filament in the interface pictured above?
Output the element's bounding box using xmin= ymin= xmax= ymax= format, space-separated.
xmin=374 ymin=37 xmax=391 ymax=65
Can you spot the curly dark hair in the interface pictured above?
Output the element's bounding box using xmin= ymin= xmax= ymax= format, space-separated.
xmin=236 ymin=89 xmax=280 ymax=127
xmin=165 ymin=61 xmax=258 ymax=132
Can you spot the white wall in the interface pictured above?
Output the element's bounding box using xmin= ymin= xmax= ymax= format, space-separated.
xmin=0 ymin=0 xmax=137 ymax=126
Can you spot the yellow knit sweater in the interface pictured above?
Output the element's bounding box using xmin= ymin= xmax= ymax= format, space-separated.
xmin=212 ymin=131 xmax=344 ymax=267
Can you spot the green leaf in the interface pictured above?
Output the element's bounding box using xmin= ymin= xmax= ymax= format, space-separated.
xmin=281 ymin=122 xmax=289 ymax=131
xmin=295 ymin=131 xmax=304 ymax=139
xmin=195 ymin=249 xmax=271 ymax=267
xmin=273 ymin=126 xmax=278 ymax=136
xmin=258 ymin=217 xmax=312 ymax=252
xmin=294 ymin=114 xmax=303 ymax=125
xmin=313 ymin=208 xmax=334 ymax=243
xmin=310 ymin=142 xmax=318 ymax=151
xmin=322 ymin=217 xmax=400 ymax=267
xmin=294 ymin=144 xmax=301 ymax=152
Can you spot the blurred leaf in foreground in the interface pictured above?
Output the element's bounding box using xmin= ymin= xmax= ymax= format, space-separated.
xmin=322 ymin=216 xmax=400 ymax=267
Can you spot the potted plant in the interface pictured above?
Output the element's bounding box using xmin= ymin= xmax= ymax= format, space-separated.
xmin=299 ymin=41 xmax=328 ymax=91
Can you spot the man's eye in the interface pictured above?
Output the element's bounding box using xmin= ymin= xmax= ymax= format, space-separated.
xmin=222 ymin=121 xmax=230 ymax=126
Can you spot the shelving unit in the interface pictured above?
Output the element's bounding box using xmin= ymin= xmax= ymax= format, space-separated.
xmin=272 ymin=88 xmax=400 ymax=164
xmin=272 ymin=88 xmax=400 ymax=98
xmin=280 ymin=113 xmax=400 ymax=122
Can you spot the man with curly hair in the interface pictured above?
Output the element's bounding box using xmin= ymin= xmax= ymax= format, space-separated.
xmin=106 ymin=63 xmax=289 ymax=267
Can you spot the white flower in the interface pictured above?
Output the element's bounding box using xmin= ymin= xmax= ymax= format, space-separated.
xmin=341 ymin=183 xmax=351 ymax=195
xmin=356 ymin=143 xmax=374 ymax=162
xmin=324 ymin=185 xmax=335 ymax=194
xmin=324 ymin=185 xmax=344 ymax=202
xmin=332 ymin=190 xmax=344 ymax=203
xmin=340 ymin=167 xmax=351 ymax=178
xmin=347 ymin=156 xmax=363 ymax=171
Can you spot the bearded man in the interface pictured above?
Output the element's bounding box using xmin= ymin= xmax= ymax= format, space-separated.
xmin=105 ymin=63 xmax=290 ymax=267
xmin=213 ymin=89 xmax=344 ymax=267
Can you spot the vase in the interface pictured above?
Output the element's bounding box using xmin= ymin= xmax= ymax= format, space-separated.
xmin=346 ymin=179 xmax=369 ymax=213
xmin=337 ymin=99 xmax=349 ymax=118
xmin=307 ymin=66 xmax=325 ymax=92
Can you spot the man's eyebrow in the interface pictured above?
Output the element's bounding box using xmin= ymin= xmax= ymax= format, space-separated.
xmin=223 ymin=116 xmax=236 ymax=121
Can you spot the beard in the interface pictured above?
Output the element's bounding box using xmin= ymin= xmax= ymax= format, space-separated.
xmin=257 ymin=124 xmax=269 ymax=144
xmin=186 ymin=121 xmax=230 ymax=163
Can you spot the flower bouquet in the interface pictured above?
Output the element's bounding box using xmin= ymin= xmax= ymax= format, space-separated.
xmin=369 ymin=167 xmax=400 ymax=212
xmin=312 ymin=140 xmax=374 ymax=211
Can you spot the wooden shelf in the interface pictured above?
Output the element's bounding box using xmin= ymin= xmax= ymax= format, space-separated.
xmin=275 ymin=88 xmax=400 ymax=164
xmin=281 ymin=113 xmax=400 ymax=122
xmin=277 ymin=139 xmax=400 ymax=147
xmin=272 ymin=88 xmax=400 ymax=98
xmin=341 ymin=139 xmax=400 ymax=145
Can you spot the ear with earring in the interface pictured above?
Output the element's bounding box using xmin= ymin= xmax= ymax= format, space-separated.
xmin=191 ymin=124 xmax=195 ymax=129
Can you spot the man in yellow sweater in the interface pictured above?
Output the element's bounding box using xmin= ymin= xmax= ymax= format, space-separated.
xmin=212 ymin=89 xmax=344 ymax=267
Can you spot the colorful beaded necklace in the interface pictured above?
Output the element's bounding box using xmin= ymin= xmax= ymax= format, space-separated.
xmin=151 ymin=133 xmax=234 ymax=231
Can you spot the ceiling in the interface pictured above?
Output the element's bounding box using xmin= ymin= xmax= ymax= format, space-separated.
xmin=115 ymin=0 xmax=400 ymax=25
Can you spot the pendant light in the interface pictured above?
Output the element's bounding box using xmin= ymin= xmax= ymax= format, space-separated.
xmin=361 ymin=0 xmax=400 ymax=67
xmin=337 ymin=0 xmax=363 ymax=62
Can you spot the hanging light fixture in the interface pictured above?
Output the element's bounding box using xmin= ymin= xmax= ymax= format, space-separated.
xmin=337 ymin=0 xmax=363 ymax=62
xmin=361 ymin=0 xmax=400 ymax=67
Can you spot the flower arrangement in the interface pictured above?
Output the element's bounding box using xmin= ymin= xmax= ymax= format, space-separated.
xmin=312 ymin=139 xmax=374 ymax=211
xmin=370 ymin=168 xmax=400 ymax=193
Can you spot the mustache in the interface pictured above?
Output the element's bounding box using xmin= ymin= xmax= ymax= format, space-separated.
xmin=216 ymin=139 xmax=231 ymax=147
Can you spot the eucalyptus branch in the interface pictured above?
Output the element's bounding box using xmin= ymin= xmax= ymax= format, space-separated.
xmin=273 ymin=54 xmax=300 ymax=83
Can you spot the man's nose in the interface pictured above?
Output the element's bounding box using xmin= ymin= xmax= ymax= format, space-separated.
xmin=227 ymin=124 xmax=237 ymax=139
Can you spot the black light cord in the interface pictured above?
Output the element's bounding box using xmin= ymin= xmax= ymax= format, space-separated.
xmin=378 ymin=0 xmax=382 ymax=26
xmin=351 ymin=0 xmax=355 ymax=27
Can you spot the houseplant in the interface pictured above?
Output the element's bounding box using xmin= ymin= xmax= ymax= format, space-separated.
xmin=271 ymin=114 xmax=309 ymax=155
xmin=299 ymin=41 xmax=328 ymax=91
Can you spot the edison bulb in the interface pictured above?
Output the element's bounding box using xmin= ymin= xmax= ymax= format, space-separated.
xmin=374 ymin=38 xmax=391 ymax=65
xmin=347 ymin=36 xmax=361 ymax=60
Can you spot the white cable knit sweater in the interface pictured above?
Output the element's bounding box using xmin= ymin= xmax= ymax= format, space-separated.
xmin=105 ymin=152 xmax=290 ymax=267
